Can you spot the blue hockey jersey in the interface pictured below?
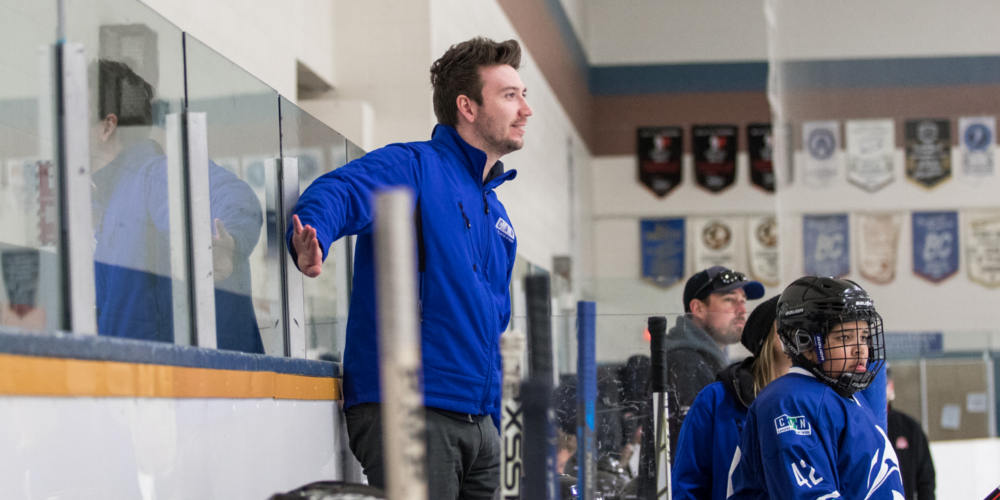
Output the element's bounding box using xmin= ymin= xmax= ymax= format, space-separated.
xmin=728 ymin=367 xmax=904 ymax=499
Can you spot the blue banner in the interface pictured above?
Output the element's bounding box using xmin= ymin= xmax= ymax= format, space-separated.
xmin=803 ymin=214 xmax=850 ymax=277
xmin=640 ymin=218 xmax=685 ymax=288
xmin=884 ymin=331 xmax=943 ymax=358
xmin=912 ymin=211 xmax=959 ymax=282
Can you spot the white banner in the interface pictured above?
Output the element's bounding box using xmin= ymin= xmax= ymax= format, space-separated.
xmin=747 ymin=215 xmax=779 ymax=286
xmin=801 ymin=120 xmax=840 ymax=188
xmin=965 ymin=210 xmax=1000 ymax=288
xmin=856 ymin=212 xmax=902 ymax=285
xmin=689 ymin=216 xmax=744 ymax=273
xmin=958 ymin=116 xmax=995 ymax=182
xmin=846 ymin=119 xmax=895 ymax=192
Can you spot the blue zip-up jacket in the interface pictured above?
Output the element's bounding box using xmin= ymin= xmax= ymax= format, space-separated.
xmin=93 ymin=140 xmax=264 ymax=353
xmin=287 ymin=125 xmax=517 ymax=428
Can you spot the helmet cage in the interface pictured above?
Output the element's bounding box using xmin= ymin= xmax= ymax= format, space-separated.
xmin=781 ymin=305 xmax=886 ymax=397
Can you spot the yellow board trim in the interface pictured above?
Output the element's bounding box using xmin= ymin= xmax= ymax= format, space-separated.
xmin=0 ymin=353 xmax=341 ymax=400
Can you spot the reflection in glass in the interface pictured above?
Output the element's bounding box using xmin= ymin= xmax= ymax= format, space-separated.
xmin=67 ymin=0 xmax=191 ymax=345
xmin=0 ymin=1 xmax=60 ymax=332
xmin=279 ymin=97 xmax=350 ymax=361
xmin=185 ymin=34 xmax=277 ymax=354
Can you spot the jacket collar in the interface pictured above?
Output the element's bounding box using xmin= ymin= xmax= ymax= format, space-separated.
xmin=432 ymin=124 xmax=517 ymax=188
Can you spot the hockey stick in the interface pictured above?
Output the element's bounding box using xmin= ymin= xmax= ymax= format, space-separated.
xmin=649 ymin=315 xmax=671 ymax=499
xmin=576 ymin=301 xmax=597 ymax=499
xmin=374 ymin=189 xmax=427 ymax=500
xmin=522 ymin=274 xmax=559 ymax=500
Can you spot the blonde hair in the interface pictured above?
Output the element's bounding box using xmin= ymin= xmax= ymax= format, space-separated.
xmin=751 ymin=323 xmax=782 ymax=396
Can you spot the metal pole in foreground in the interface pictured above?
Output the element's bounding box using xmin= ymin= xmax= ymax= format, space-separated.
xmin=374 ymin=188 xmax=427 ymax=500
xmin=649 ymin=316 xmax=671 ymax=499
xmin=576 ymin=301 xmax=597 ymax=500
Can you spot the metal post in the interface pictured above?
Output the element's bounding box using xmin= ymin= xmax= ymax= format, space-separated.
xmin=374 ymin=188 xmax=427 ymax=500
xmin=278 ymin=156 xmax=305 ymax=358
xmin=57 ymin=41 xmax=96 ymax=334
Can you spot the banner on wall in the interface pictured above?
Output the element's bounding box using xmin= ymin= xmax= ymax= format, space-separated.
xmin=690 ymin=216 xmax=742 ymax=271
xmin=964 ymin=210 xmax=1000 ymax=288
xmin=640 ymin=218 xmax=686 ymax=288
xmin=637 ymin=126 xmax=684 ymax=197
xmin=959 ymin=116 xmax=995 ymax=181
xmin=803 ymin=214 xmax=850 ymax=277
xmin=856 ymin=212 xmax=902 ymax=285
xmin=911 ymin=211 xmax=959 ymax=283
xmin=801 ymin=120 xmax=840 ymax=189
xmin=845 ymin=119 xmax=895 ymax=192
xmin=904 ymin=118 xmax=951 ymax=188
xmin=747 ymin=123 xmax=775 ymax=192
xmin=692 ymin=125 xmax=737 ymax=193
xmin=747 ymin=215 xmax=779 ymax=286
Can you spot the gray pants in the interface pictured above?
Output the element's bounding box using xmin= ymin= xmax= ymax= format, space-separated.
xmin=345 ymin=403 xmax=500 ymax=499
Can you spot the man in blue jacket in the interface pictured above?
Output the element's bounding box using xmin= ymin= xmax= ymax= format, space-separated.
xmin=91 ymin=60 xmax=263 ymax=353
xmin=287 ymin=37 xmax=532 ymax=498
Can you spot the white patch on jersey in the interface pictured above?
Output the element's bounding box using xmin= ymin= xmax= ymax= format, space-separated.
xmin=774 ymin=414 xmax=812 ymax=436
xmin=817 ymin=492 xmax=842 ymax=499
xmin=495 ymin=217 xmax=515 ymax=243
xmin=864 ymin=424 xmax=904 ymax=500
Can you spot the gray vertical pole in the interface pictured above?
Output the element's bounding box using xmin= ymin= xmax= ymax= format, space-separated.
xmin=57 ymin=41 xmax=96 ymax=335
xmin=278 ymin=156 xmax=306 ymax=358
xmin=165 ymin=113 xmax=192 ymax=346
xmin=375 ymin=188 xmax=427 ymax=500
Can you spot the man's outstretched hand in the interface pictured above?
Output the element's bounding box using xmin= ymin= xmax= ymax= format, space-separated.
xmin=291 ymin=214 xmax=323 ymax=277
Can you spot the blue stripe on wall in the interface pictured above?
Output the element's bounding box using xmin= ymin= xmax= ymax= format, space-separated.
xmin=590 ymin=62 xmax=769 ymax=95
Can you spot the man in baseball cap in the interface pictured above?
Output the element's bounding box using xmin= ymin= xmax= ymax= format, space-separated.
xmin=664 ymin=266 xmax=764 ymax=459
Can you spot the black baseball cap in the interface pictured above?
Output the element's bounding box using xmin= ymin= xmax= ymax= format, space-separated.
xmin=741 ymin=295 xmax=780 ymax=357
xmin=683 ymin=266 xmax=765 ymax=313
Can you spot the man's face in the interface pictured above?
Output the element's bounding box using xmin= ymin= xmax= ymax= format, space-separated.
xmin=821 ymin=320 xmax=871 ymax=379
xmin=470 ymin=64 xmax=532 ymax=157
xmin=691 ymin=288 xmax=747 ymax=345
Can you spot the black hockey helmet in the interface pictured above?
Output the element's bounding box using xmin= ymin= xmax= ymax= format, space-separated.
xmin=776 ymin=276 xmax=885 ymax=396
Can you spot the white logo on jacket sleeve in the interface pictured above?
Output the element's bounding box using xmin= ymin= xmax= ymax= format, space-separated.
xmin=495 ymin=217 xmax=516 ymax=243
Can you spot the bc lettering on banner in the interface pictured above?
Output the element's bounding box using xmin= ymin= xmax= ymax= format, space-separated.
xmin=912 ymin=211 xmax=959 ymax=283
xmin=803 ymin=214 xmax=849 ymax=277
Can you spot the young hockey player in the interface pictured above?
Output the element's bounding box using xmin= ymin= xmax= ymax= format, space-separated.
xmin=727 ymin=276 xmax=904 ymax=499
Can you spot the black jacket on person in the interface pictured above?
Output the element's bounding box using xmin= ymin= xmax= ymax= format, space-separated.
xmin=888 ymin=407 xmax=936 ymax=500
xmin=664 ymin=315 xmax=728 ymax=460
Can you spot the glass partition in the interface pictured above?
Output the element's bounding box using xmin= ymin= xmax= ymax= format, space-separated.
xmin=0 ymin=1 xmax=60 ymax=332
xmin=184 ymin=34 xmax=280 ymax=355
xmin=65 ymin=0 xmax=188 ymax=343
xmin=279 ymin=96 xmax=350 ymax=361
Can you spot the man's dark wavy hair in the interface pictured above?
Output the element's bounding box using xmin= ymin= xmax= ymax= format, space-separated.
xmin=429 ymin=37 xmax=521 ymax=127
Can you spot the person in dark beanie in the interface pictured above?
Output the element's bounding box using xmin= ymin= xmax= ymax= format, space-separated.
xmin=671 ymin=295 xmax=790 ymax=500
xmin=665 ymin=266 xmax=765 ymax=460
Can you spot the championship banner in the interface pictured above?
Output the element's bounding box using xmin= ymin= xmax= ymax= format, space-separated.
xmin=845 ymin=119 xmax=895 ymax=192
xmin=959 ymin=116 xmax=995 ymax=182
xmin=801 ymin=121 xmax=840 ymax=188
xmin=747 ymin=215 xmax=779 ymax=286
xmin=640 ymin=218 xmax=685 ymax=288
xmin=692 ymin=125 xmax=737 ymax=193
xmin=856 ymin=212 xmax=902 ymax=285
xmin=747 ymin=123 xmax=774 ymax=192
xmin=904 ymin=119 xmax=951 ymax=188
xmin=964 ymin=210 xmax=1000 ymax=288
xmin=690 ymin=216 xmax=743 ymax=272
xmin=803 ymin=214 xmax=849 ymax=277
xmin=637 ymin=127 xmax=684 ymax=197
xmin=911 ymin=211 xmax=959 ymax=283
xmin=1 ymin=250 xmax=40 ymax=308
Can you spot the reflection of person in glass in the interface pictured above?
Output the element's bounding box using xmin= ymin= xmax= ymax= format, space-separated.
xmin=90 ymin=59 xmax=263 ymax=352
